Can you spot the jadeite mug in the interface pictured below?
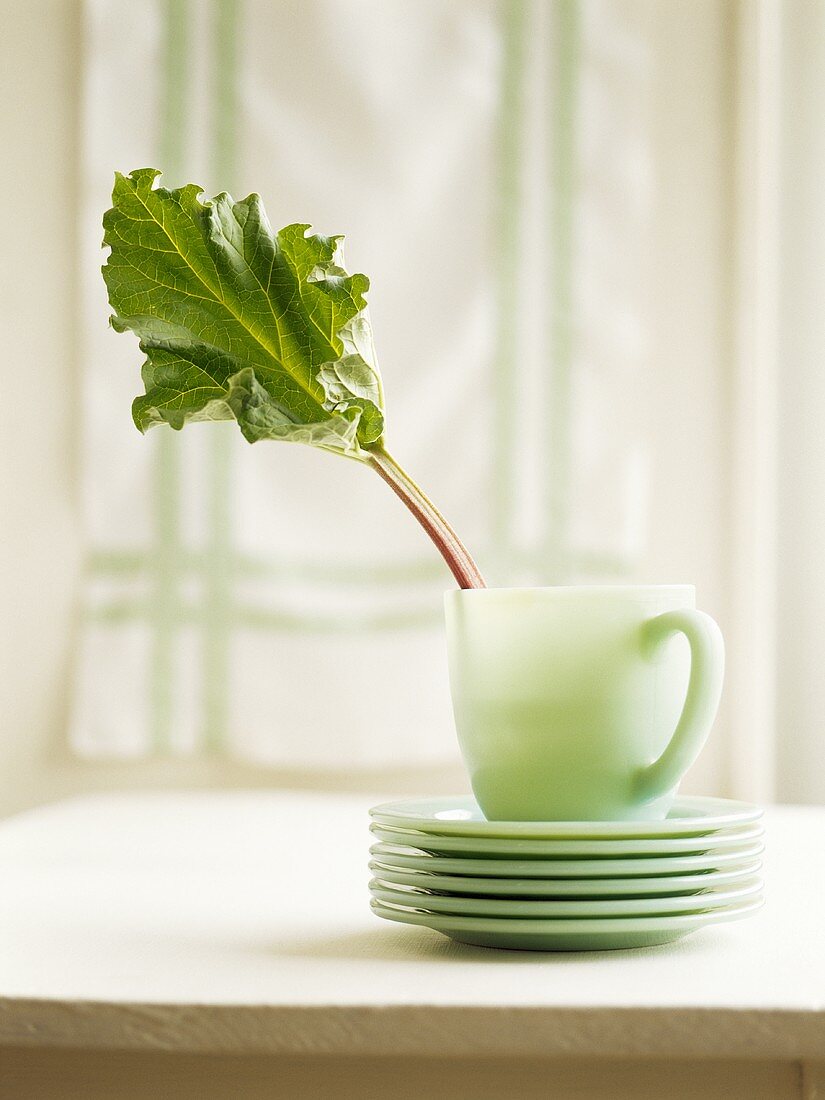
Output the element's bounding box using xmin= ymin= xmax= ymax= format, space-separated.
xmin=444 ymin=585 xmax=724 ymax=822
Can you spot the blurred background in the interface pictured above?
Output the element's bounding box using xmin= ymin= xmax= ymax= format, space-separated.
xmin=1 ymin=0 xmax=822 ymax=818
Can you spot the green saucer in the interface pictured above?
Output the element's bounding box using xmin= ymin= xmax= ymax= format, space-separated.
xmin=368 ymin=859 xmax=763 ymax=898
xmin=369 ymin=841 xmax=765 ymax=878
xmin=369 ymin=822 xmax=764 ymax=858
xmin=370 ymin=896 xmax=764 ymax=951
xmin=369 ymin=876 xmax=763 ymax=918
xmin=369 ymin=795 xmax=763 ymax=839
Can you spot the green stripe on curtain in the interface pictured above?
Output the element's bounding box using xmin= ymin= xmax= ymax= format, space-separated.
xmin=85 ymin=1 xmax=558 ymax=757
xmin=202 ymin=0 xmax=240 ymax=751
xmin=491 ymin=0 xmax=526 ymax=560
xmin=544 ymin=0 xmax=579 ymax=578
xmin=151 ymin=0 xmax=190 ymax=750
xmin=87 ymin=549 xmax=447 ymax=584
xmin=87 ymin=600 xmax=438 ymax=633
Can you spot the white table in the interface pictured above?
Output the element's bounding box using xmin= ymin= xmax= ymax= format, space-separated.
xmin=0 ymin=793 xmax=822 ymax=1099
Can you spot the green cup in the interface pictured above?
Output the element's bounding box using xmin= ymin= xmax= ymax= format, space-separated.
xmin=444 ymin=586 xmax=724 ymax=822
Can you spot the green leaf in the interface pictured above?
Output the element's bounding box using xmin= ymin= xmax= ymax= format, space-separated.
xmin=103 ymin=168 xmax=385 ymax=457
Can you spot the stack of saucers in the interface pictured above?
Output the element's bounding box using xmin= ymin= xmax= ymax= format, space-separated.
xmin=368 ymin=796 xmax=764 ymax=950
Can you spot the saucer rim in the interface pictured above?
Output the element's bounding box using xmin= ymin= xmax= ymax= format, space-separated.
xmin=369 ymin=795 xmax=764 ymax=840
xmin=368 ymin=840 xmax=767 ymax=878
xmin=368 ymin=820 xmax=765 ymax=857
xmin=368 ymin=875 xmax=764 ymax=918
xmin=367 ymin=858 xmax=764 ymax=897
xmin=369 ymin=894 xmax=765 ymax=934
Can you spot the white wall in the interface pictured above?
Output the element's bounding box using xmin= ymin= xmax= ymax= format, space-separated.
xmin=0 ymin=0 xmax=740 ymax=816
xmin=0 ymin=1 xmax=83 ymax=814
xmin=775 ymin=1 xmax=825 ymax=802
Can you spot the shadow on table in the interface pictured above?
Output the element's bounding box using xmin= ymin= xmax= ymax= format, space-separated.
xmin=269 ymin=924 xmax=716 ymax=964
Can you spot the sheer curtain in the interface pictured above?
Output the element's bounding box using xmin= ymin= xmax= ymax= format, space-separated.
xmin=72 ymin=0 xmax=825 ymax=802
xmin=10 ymin=1 xmax=822 ymax=814
xmin=72 ymin=0 xmax=645 ymax=769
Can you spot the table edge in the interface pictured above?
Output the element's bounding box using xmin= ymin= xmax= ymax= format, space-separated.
xmin=2 ymin=1000 xmax=824 ymax=1059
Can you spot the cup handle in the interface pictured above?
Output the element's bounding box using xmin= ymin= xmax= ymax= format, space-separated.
xmin=633 ymin=608 xmax=725 ymax=803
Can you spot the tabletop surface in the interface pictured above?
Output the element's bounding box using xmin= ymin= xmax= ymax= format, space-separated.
xmin=1 ymin=793 xmax=823 ymax=1058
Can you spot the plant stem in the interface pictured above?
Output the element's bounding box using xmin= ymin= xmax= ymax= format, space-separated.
xmin=367 ymin=446 xmax=487 ymax=589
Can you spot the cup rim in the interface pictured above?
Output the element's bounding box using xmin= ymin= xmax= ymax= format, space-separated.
xmin=445 ymin=583 xmax=696 ymax=600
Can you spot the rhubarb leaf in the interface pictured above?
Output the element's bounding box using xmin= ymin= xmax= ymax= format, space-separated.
xmin=102 ymin=168 xmax=384 ymax=457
